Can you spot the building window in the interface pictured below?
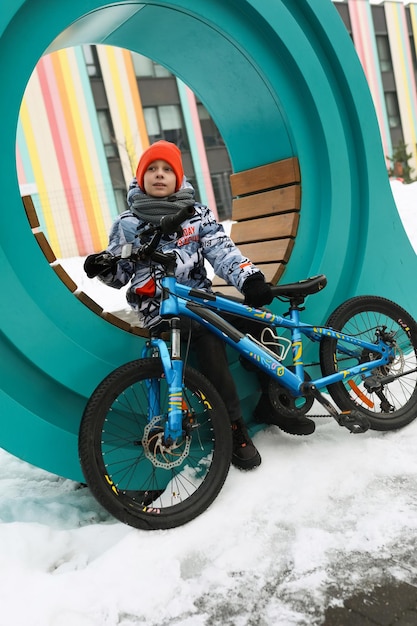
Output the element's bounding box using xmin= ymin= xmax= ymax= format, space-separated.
xmin=82 ymin=45 xmax=101 ymax=77
xmin=211 ymin=172 xmax=232 ymax=221
xmin=143 ymin=105 xmax=188 ymax=148
xmin=131 ymin=53 xmax=172 ymax=78
xmin=376 ymin=36 xmax=393 ymax=73
xmin=197 ymin=103 xmax=225 ymax=147
xmin=410 ymin=36 xmax=417 ymax=74
xmin=97 ymin=110 xmax=117 ymax=157
xmin=114 ymin=188 xmax=128 ymax=214
xmin=385 ymin=92 xmax=401 ymax=128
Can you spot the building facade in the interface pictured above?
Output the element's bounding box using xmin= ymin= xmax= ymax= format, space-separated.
xmin=16 ymin=1 xmax=417 ymax=258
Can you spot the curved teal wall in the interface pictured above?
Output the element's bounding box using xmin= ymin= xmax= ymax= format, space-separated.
xmin=1 ymin=0 xmax=416 ymax=481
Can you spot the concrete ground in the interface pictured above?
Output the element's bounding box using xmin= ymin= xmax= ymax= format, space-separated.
xmin=323 ymin=580 xmax=417 ymax=625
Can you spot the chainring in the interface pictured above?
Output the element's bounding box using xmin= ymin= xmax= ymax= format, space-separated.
xmin=268 ymin=369 xmax=314 ymax=418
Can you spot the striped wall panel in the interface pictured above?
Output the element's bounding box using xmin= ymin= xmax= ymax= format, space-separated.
xmin=384 ymin=1 xmax=417 ymax=166
xmin=17 ymin=48 xmax=118 ymax=257
xmin=348 ymin=0 xmax=392 ymax=163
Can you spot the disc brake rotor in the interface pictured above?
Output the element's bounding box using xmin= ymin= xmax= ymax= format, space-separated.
xmin=142 ymin=414 xmax=191 ymax=469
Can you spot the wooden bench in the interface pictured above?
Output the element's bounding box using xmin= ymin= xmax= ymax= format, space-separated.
xmin=22 ymin=195 xmax=150 ymax=338
xmin=22 ymin=156 xmax=300 ymax=333
xmin=212 ymin=157 xmax=300 ymax=296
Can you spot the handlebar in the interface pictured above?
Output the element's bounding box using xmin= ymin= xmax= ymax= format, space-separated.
xmin=111 ymin=205 xmax=195 ymax=269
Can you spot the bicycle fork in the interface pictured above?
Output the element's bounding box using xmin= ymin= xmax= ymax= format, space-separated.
xmin=142 ymin=318 xmax=185 ymax=443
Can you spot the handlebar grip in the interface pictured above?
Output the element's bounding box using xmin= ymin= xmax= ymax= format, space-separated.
xmin=160 ymin=206 xmax=195 ymax=235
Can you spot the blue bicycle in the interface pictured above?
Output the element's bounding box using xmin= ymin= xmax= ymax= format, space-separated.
xmin=79 ymin=207 xmax=417 ymax=530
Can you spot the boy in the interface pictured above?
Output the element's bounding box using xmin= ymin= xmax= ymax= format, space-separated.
xmin=84 ymin=141 xmax=314 ymax=470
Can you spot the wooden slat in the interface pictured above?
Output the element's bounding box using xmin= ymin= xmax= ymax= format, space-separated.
xmin=101 ymin=311 xmax=132 ymax=332
xmin=52 ymin=264 xmax=78 ymax=292
xmin=130 ymin=326 xmax=151 ymax=338
xmin=261 ymin=263 xmax=286 ymax=284
xmin=232 ymin=186 xmax=300 ymax=221
xmin=237 ymin=238 xmax=295 ymax=264
xmin=76 ymin=292 xmax=103 ymax=315
xmin=230 ymin=157 xmax=300 ymax=197
xmin=255 ymin=263 xmax=286 ymax=283
xmin=101 ymin=311 xmax=149 ymax=338
xmin=34 ymin=231 xmax=56 ymax=263
xmin=22 ymin=195 xmax=40 ymax=228
xmin=231 ymin=213 xmax=299 ymax=245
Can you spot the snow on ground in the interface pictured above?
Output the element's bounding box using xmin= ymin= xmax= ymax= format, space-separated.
xmin=1 ymin=181 xmax=417 ymax=626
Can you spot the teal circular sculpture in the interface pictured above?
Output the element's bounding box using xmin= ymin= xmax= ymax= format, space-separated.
xmin=1 ymin=0 xmax=416 ymax=481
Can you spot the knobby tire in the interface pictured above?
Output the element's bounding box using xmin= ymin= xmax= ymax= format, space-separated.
xmin=319 ymin=295 xmax=417 ymax=430
xmin=79 ymin=358 xmax=232 ymax=530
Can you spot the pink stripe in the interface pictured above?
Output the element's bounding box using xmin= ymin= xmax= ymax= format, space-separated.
xmin=184 ymin=87 xmax=218 ymax=218
xmin=348 ymin=0 xmax=389 ymax=154
xmin=36 ymin=56 xmax=93 ymax=254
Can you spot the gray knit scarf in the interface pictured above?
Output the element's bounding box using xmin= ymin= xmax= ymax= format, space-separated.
xmin=130 ymin=188 xmax=195 ymax=225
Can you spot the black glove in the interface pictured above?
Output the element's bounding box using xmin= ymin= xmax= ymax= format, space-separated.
xmin=84 ymin=252 xmax=117 ymax=278
xmin=242 ymin=274 xmax=273 ymax=307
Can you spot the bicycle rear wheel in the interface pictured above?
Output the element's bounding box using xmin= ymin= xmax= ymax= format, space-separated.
xmin=79 ymin=358 xmax=232 ymax=530
xmin=319 ymin=295 xmax=417 ymax=430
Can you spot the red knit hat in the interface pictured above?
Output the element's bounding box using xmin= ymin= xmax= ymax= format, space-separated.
xmin=136 ymin=140 xmax=184 ymax=192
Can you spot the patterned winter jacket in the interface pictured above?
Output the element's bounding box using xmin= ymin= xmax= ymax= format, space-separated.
xmin=98 ymin=185 xmax=263 ymax=329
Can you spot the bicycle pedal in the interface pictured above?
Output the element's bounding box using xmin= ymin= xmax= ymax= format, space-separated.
xmin=338 ymin=410 xmax=370 ymax=433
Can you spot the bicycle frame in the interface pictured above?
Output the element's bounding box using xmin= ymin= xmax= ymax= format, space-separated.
xmin=142 ymin=274 xmax=395 ymax=441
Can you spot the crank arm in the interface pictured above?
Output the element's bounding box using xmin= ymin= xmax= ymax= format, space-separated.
xmin=305 ymin=384 xmax=370 ymax=433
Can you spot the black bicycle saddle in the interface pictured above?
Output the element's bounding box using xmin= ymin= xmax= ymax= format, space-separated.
xmin=271 ymin=274 xmax=327 ymax=299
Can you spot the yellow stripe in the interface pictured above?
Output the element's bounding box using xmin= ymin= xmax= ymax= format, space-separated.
xmin=122 ymin=48 xmax=149 ymax=153
xmin=108 ymin=47 xmax=135 ymax=153
xmin=20 ymin=87 xmax=63 ymax=257
xmin=98 ymin=46 xmax=149 ymax=183
xmin=104 ymin=46 xmax=139 ymax=176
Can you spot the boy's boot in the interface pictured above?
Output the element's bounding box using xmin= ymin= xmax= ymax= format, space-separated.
xmin=231 ymin=418 xmax=262 ymax=470
xmin=254 ymin=394 xmax=315 ymax=435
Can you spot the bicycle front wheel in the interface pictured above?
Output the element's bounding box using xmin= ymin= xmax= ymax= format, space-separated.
xmin=79 ymin=358 xmax=232 ymax=530
xmin=319 ymin=295 xmax=417 ymax=430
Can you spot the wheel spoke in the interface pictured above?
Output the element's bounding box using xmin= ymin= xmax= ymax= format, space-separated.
xmin=79 ymin=358 xmax=232 ymax=529
xmin=320 ymin=296 xmax=417 ymax=430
